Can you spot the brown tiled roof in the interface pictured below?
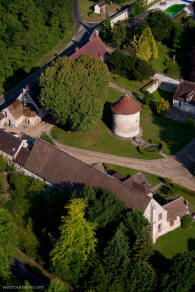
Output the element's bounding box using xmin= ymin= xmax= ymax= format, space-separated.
xmin=0 ymin=129 xmax=22 ymax=156
xmin=112 ymin=172 xmax=129 ymax=181
xmin=14 ymin=147 xmax=30 ymax=167
xmin=123 ymin=173 xmax=151 ymax=195
xmin=23 ymin=139 xmax=151 ymax=211
xmin=111 ymin=94 xmax=141 ymax=115
xmin=163 ymin=197 xmax=189 ymax=224
xmin=93 ymin=162 xmax=106 ymax=173
xmin=0 ymin=112 xmax=5 ymax=120
xmin=7 ymin=100 xmax=23 ymax=119
xmin=173 ymin=80 xmax=195 ymax=105
xmin=70 ymin=36 xmax=107 ymax=61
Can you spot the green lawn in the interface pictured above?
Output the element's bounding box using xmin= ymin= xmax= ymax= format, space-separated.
xmin=104 ymin=163 xmax=163 ymax=187
xmin=140 ymin=107 xmax=195 ymax=155
xmin=151 ymin=43 xmax=181 ymax=78
xmin=155 ymin=222 xmax=195 ymax=259
xmin=51 ymin=88 xmax=162 ymax=160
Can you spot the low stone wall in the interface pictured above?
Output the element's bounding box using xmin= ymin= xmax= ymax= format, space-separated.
xmin=153 ymin=73 xmax=180 ymax=93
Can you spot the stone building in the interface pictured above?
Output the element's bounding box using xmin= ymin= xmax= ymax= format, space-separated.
xmin=173 ymin=80 xmax=195 ymax=114
xmin=94 ymin=2 xmax=106 ymax=14
xmin=110 ymin=7 xmax=130 ymax=27
xmin=111 ymin=94 xmax=141 ymax=138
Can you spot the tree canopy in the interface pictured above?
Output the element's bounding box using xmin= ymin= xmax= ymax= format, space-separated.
xmin=50 ymin=198 xmax=97 ymax=284
xmin=40 ymin=55 xmax=109 ymax=131
xmin=0 ymin=208 xmax=17 ymax=279
xmin=0 ymin=0 xmax=74 ymax=94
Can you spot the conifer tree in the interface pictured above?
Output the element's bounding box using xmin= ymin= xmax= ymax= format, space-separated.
xmin=156 ymin=98 xmax=170 ymax=115
xmin=132 ymin=226 xmax=154 ymax=261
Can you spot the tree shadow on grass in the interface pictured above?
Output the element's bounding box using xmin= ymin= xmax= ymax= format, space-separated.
xmin=102 ymin=101 xmax=113 ymax=130
xmin=188 ymin=238 xmax=195 ymax=252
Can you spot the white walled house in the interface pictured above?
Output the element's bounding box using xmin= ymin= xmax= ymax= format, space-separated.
xmin=111 ymin=94 xmax=141 ymax=138
xmin=110 ymin=8 xmax=129 ymax=27
xmin=94 ymin=2 xmax=106 ymax=14
xmin=173 ymin=80 xmax=195 ymax=114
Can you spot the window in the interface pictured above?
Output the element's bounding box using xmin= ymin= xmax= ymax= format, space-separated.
xmin=158 ymin=213 xmax=162 ymax=220
xmin=158 ymin=223 xmax=162 ymax=232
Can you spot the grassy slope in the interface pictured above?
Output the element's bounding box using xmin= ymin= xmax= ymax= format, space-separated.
xmin=155 ymin=222 xmax=195 ymax=258
xmin=104 ymin=163 xmax=162 ymax=187
xmin=51 ymin=87 xmax=162 ymax=160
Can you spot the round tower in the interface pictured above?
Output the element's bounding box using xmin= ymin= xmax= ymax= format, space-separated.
xmin=111 ymin=94 xmax=141 ymax=138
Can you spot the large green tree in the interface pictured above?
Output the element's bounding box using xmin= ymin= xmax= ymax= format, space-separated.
xmin=0 ymin=208 xmax=17 ymax=279
xmin=146 ymin=10 xmax=174 ymax=42
xmin=50 ymin=198 xmax=97 ymax=284
xmin=131 ymin=26 xmax=158 ymax=61
xmin=40 ymin=55 xmax=109 ymax=131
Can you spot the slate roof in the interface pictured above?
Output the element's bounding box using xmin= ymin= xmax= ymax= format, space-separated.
xmin=173 ymin=80 xmax=195 ymax=105
xmin=23 ymin=139 xmax=151 ymax=211
xmin=70 ymin=36 xmax=107 ymax=61
xmin=123 ymin=173 xmax=151 ymax=195
xmin=163 ymin=197 xmax=189 ymax=224
xmin=0 ymin=129 xmax=22 ymax=156
xmin=14 ymin=147 xmax=30 ymax=166
xmin=111 ymin=94 xmax=141 ymax=115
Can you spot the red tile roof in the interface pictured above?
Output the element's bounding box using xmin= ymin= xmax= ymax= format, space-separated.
xmin=111 ymin=94 xmax=141 ymax=115
xmin=70 ymin=36 xmax=107 ymax=61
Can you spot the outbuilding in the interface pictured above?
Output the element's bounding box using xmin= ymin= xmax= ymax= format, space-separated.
xmin=94 ymin=2 xmax=106 ymax=15
xmin=111 ymin=94 xmax=141 ymax=138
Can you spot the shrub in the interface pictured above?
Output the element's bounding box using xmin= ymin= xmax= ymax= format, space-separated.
xmin=137 ymin=146 xmax=144 ymax=153
xmin=159 ymin=185 xmax=173 ymax=197
xmin=163 ymin=177 xmax=172 ymax=187
xmin=156 ymin=98 xmax=170 ymax=115
xmin=181 ymin=214 xmax=192 ymax=229
xmin=0 ymin=156 xmax=7 ymax=172
xmin=185 ymin=117 xmax=195 ymax=129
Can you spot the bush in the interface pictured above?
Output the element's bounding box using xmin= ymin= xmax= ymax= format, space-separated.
xmin=0 ymin=156 xmax=7 ymax=172
xmin=137 ymin=146 xmax=144 ymax=153
xmin=185 ymin=117 xmax=195 ymax=129
xmin=156 ymin=98 xmax=170 ymax=115
xmin=159 ymin=185 xmax=173 ymax=197
xmin=109 ymin=50 xmax=155 ymax=81
xmin=181 ymin=214 xmax=192 ymax=229
xmin=163 ymin=177 xmax=172 ymax=187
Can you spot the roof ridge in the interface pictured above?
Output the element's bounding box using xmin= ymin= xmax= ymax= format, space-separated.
xmin=164 ymin=196 xmax=184 ymax=207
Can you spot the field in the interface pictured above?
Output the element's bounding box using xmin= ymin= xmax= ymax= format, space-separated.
xmin=165 ymin=4 xmax=185 ymax=16
xmin=155 ymin=222 xmax=195 ymax=258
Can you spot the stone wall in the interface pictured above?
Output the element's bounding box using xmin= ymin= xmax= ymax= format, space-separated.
xmin=153 ymin=73 xmax=180 ymax=93
xmin=146 ymin=80 xmax=159 ymax=94
xmin=112 ymin=111 xmax=140 ymax=138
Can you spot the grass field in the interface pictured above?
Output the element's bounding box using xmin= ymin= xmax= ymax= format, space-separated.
xmin=155 ymin=222 xmax=195 ymax=258
xmin=165 ymin=4 xmax=185 ymax=16
xmin=104 ymin=163 xmax=163 ymax=187
xmin=51 ymin=88 xmax=162 ymax=160
xmin=51 ymin=81 xmax=195 ymax=158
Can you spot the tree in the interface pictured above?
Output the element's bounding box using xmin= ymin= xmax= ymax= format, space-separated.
xmin=103 ymin=15 xmax=112 ymax=43
xmin=72 ymin=186 xmax=125 ymax=230
xmin=50 ymin=198 xmax=97 ymax=284
xmin=132 ymin=226 xmax=154 ymax=261
xmin=146 ymin=11 xmax=174 ymax=42
xmin=47 ymin=278 xmax=69 ymax=292
xmin=156 ymin=98 xmax=170 ymax=115
xmin=131 ymin=0 xmax=147 ymax=17
xmin=125 ymin=208 xmax=150 ymax=243
xmin=112 ymin=21 xmax=126 ymax=48
xmin=127 ymin=260 xmax=157 ymax=292
xmin=40 ymin=55 xmax=109 ymax=131
xmin=181 ymin=214 xmax=192 ymax=229
xmin=160 ymin=251 xmax=195 ymax=291
xmin=0 ymin=208 xmax=17 ymax=279
xmin=132 ymin=26 xmax=158 ymax=61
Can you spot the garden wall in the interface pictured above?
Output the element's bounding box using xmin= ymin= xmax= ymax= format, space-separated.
xmin=153 ymin=73 xmax=180 ymax=93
